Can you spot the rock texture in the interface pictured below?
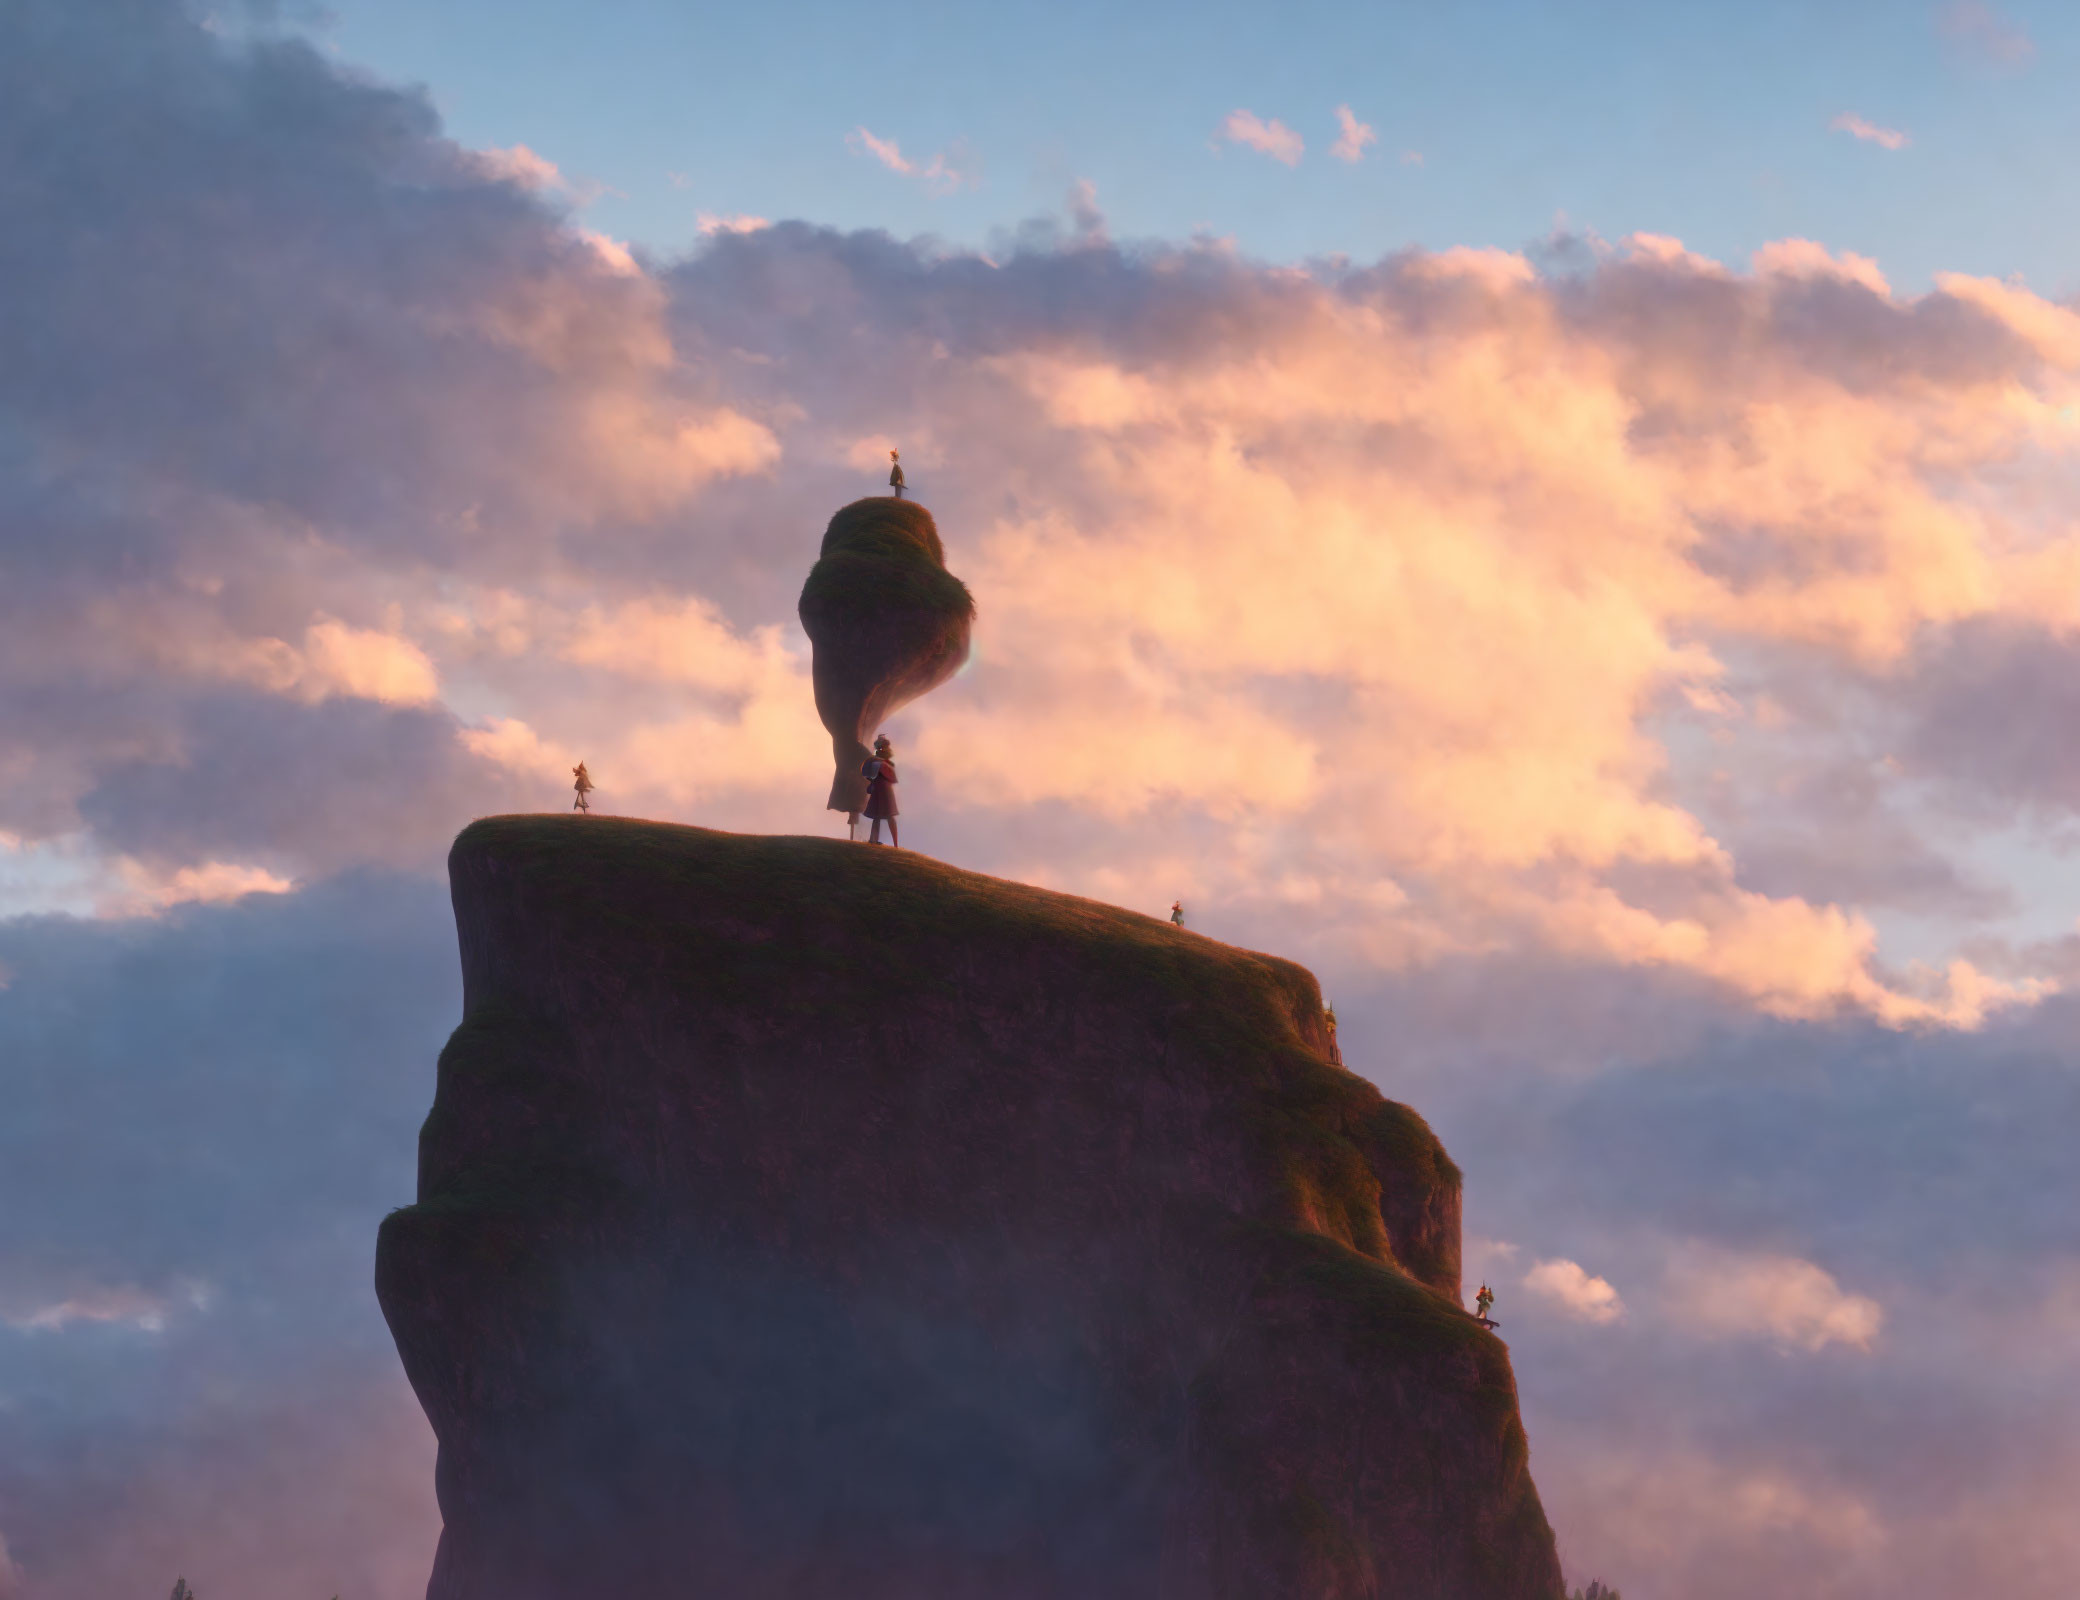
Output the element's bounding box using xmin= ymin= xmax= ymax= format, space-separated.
xmin=376 ymin=817 xmax=1564 ymax=1600
xmin=796 ymin=497 xmax=973 ymax=817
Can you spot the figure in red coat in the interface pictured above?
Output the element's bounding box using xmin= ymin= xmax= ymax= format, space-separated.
xmin=860 ymin=735 xmax=900 ymax=846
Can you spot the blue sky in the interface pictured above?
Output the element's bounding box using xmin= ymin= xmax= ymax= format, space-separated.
xmin=307 ymin=0 xmax=2080 ymax=290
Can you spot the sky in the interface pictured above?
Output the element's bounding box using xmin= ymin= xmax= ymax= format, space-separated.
xmin=4 ymin=1 xmax=2080 ymax=1596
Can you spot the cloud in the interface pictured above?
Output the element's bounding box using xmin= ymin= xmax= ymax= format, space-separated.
xmin=846 ymin=128 xmax=980 ymax=193
xmin=98 ymin=859 xmax=296 ymax=918
xmin=1664 ymin=1247 xmax=1883 ymax=1351
xmin=1522 ymin=1258 xmax=1626 ymax=1323
xmin=2 ymin=1280 xmax=208 ymax=1333
xmin=1939 ymin=1 xmax=2034 ymax=65
xmin=1218 ymin=109 xmax=1304 ymax=166
xmin=1067 ymin=178 xmax=1107 ymax=245
xmin=1538 ymin=1443 xmax=1888 ymax=1596
xmin=1831 ymin=112 xmax=1909 ymax=150
xmin=9 ymin=0 xmax=2071 ymax=1029
xmin=848 ymin=125 xmax=914 ymax=175
xmin=1750 ymin=235 xmax=1892 ymax=294
xmin=17 ymin=12 xmax=2080 ymax=1600
xmin=1330 ymin=104 xmax=1377 ymax=163
xmin=290 ymin=619 xmax=441 ymax=706
xmin=698 ymin=212 xmax=772 ymax=236
xmin=466 ymin=143 xmax=564 ymax=192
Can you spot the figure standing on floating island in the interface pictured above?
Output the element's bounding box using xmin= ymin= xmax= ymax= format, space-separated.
xmin=571 ymin=761 xmax=594 ymax=814
xmin=1170 ymin=901 xmax=1185 ymax=927
xmin=861 ymin=735 xmax=899 ymax=846
xmin=1474 ymin=1283 xmax=1497 ymax=1328
xmin=797 ymin=497 xmax=972 ymax=830
xmin=888 ymin=449 xmax=906 ymax=499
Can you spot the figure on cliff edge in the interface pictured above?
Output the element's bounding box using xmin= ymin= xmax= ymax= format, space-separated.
xmin=571 ymin=761 xmax=594 ymax=814
xmin=888 ymin=449 xmax=905 ymax=499
xmin=1170 ymin=900 xmax=1184 ymax=927
xmin=862 ymin=735 xmax=899 ymax=846
xmin=1475 ymin=1283 xmax=1497 ymax=1328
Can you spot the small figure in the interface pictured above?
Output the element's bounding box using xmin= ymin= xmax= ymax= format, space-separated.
xmin=1325 ymin=1003 xmax=1342 ymax=1066
xmin=888 ymin=449 xmax=905 ymax=499
xmin=1474 ymin=1283 xmax=1497 ymax=1328
xmin=1170 ymin=900 xmax=1184 ymax=927
xmin=861 ymin=735 xmax=899 ymax=846
xmin=170 ymin=1583 xmax=197 ymax=1600
xmin=572 ymin=761 xmax=594 ymax=814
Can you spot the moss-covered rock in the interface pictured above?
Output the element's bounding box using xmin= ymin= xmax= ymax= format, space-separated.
xmin=798 ymin=498 xmax=974 ymax=816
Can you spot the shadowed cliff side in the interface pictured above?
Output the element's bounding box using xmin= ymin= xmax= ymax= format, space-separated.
xmin=376 ymin=816 xmax=1564 ymax=1600
xmin=798 ymin=497 xmax=973 ymax=817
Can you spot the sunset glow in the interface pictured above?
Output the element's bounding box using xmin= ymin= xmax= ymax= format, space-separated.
xmin=5 ymin=3 xmax=2079 ymax=1598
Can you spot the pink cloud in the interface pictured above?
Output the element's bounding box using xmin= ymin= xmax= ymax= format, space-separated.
xmin=1218 ymin=108 xmax=1304 ymax=166
xmin=697 ymin=212 xmax=771 ymax=236
xmin=13 ymin=6 xmax=2080 ymax=1031
xmin=466 ymin=143 xmax=563 ymax=191
xmin=1330 ymin=104 xmax=1377 ymax=163
xmin=1831 ymin=112 xmax=1909 ymax=150
xmin=846 ymin=128 xmax=980 ymax=193
xmin=1663 ymin=1247 xmax=1884 ymax=1352
xmin=846 ymin=126 xmax=914 ymax=175
xmin=1523 ymin=1258 xmax=1626 ymax=1323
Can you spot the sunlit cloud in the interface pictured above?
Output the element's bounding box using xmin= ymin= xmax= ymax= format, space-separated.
xmin=1217 ymin=108 xmax=1304 ymax=166
xmin=465 ymin=143 xmax=608 ymax=206
xmin=98 ymin=860 xmax=296 ymax=919
xmin=1752 ymin=236 xmax=1892 ymax=293
xmin=579 ymin=228 xmax=641 ymax=276
xmin=696 ymin=212 xmax=771 ymax=236
xmin=845 ymin=127 xmax=979 ymax=193
xmin=848 ymin=125 xmax=913 ymax=175
xmin=465 ymin=143 xmax=563 ymax=192
xmin=1663 ymin=1247 xmax=1884 ymax=1352
xmin=10 ymin=13 xmax=2080 ymax=1600
xmin=1523 ymin=1258 xmax=1626 ymax=1323
xmin=1330 ymin=104 xmax=1377 ymax=163
xmin=1831 ymin=112 xmax=1909 ymax=150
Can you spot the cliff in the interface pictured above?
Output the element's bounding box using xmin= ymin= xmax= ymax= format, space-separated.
xmin=375 ymin=817 xmax=1564 ymax=1600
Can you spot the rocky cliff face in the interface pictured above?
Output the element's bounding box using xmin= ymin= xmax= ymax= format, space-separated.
xmin=376 ymin=817 xmax=1564 ymax=1600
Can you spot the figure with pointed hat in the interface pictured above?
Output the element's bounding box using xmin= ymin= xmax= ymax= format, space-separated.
xmin=572 ymin=761 xmax=594 ymax=814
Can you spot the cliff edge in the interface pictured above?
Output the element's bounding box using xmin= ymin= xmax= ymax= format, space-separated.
xmin=376 ymin=816 xmax=1563 ymax=1600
